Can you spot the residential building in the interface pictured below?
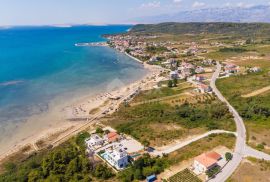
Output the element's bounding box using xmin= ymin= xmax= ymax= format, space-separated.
xmin=193 ymin=151 xmax=222 ymax=174
xmin=106 ymin=132 xmax=120 ymax=143
xmin=103 ymin=145 xmax=129 ymax=170
xmin=198 ymin=84 xmax=212 ymax=93
xmin=195 ymin=66 xmax=205 ymax=74
xmin=193 ymin=75 xmax=205 ymax=82
xmin=85 ymin=134 xmax=104 ymax=148
xmin=249 ymin=67 xmax=262 ymax=73
xmin=224 ymin=64 xmax=239 ymax=74
xmin=170 ymin=71 xmax=179 ymax=79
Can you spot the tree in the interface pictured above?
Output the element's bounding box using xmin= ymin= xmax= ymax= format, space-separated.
xmin=168 ymin=80 xmax=173 ymax=88
xmin=134 ymin=169 xmax=143 ymax=180
xmin=93 ymin=164 xmax=113 ymax=180
xmin=142 ymin=140 xmax=150 ymax=149
xmin=95 ymin=127 xmax=103 ymax=134
xmin=28 ymin=169 xmax=43 ymax=182
xmin=4 ymin=162 xmax=16 ymax=172
xmin=66 ymin=158 xmax=79 ymax=177
xmin=142 ymin=166 xmax=154 ymax=177
xmin=206 ymin=166 xmax=220 ymax=178
xmin=225 ymin=152 xmax=233 ymax=161
xmin=173 ymin=79 xmax=178 ymax=87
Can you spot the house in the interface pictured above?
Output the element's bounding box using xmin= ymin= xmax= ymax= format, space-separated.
xmin=195 ymin=66 xmax=205 ymax=74
xmin=198 ymin=84 xmax=212 ymax=93
xmin=85 ymin=134 xmax=104 ymax=148
xmin=193 ymin=75 xmax=205 ymax=82
xmin=106 ymin=132 xmax=120 ymax=143
xmin=224 ymin=64 xmax=239 ymax=74
xmin=102 ymin=145 xmax=129 ymax=170
xmin=148 ymin=56 xmax=159 ymax=63
xmin=193 ymin=151 xmax=222 ymax=174
xmin=162 ymin=58 xmax=177 ymax=69
xmin=249 ymin=67 xmax=262 ymax=73
xmin=170 ymin=71 xmax=179 ymax=79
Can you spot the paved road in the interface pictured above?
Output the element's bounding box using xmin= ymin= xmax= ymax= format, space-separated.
xmin=209 ymin=62 xmax=247 ymax=182
xmin=244 ymin=146 xmax=270 ymax=160
xmin=152 ymin=130 xmax=236 ymax=156
xmin=209 ymin=62 xmax=270 ymax=182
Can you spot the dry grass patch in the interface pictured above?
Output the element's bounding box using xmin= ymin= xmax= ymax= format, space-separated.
xmin=167 ymin=133 xmax=236 ymax=166
xmin=229 ymin=158 xmax=270 ymax=182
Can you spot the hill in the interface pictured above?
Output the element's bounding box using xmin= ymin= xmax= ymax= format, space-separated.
xmin=130 ymin=22 xmax=270 ymax=36
xmin=133 ymin=6 xmax=270 ymax=24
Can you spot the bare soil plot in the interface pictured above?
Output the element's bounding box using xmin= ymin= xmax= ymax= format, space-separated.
xmin=229 ymin=158 xmax=270 ymax=182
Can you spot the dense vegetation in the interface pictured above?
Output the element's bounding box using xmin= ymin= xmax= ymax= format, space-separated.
xmin=130 ymin=22 xmax=270 ymax=37
xmin=216 ymin=63 xmax=270 ymax=153
xmin=146 ymin=46 xmax=168 ymax=54
xmin=219 ymin=47 xmax=248 ymax=53
xmin=105 ymin=100 xmax=235 ymax=146
xmin=132 ymin=86 xmax=190 ymax=103
xmin=217 ymin=72 xmax=270 ymax=125
xmin=0 ymin=132 xmax=114 ymax=182
xmin=119 ymin=154 xmax=168 ymax=182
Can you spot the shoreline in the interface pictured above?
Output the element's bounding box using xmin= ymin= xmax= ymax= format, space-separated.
xmin=0 ymin=49 xmax=164 ymax=164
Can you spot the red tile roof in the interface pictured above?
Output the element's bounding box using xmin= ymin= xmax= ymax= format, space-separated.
xmin=194 ymin=152 xmax=221 ymax=168
xmin=107 ymin=132 xmax=119 ymax=142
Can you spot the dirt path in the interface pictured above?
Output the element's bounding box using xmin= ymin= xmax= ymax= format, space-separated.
xmin=130 ymin=92 xmax=194 ymax=106
xmin=242 ymin=86 xmax=270 ymax=98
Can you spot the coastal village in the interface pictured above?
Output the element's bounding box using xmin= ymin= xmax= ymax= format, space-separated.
xmin=1 ymin=23 xmax=270 ymax=182
xmin=75 ymin=32 xmax=263 ymax=181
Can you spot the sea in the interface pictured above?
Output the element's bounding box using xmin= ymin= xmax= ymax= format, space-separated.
xmin=0 ymin=25 xmax=147 ymax=153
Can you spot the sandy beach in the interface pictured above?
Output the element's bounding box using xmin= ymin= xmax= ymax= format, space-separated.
xmin=0 ymin=54 xmax=165 ymax=163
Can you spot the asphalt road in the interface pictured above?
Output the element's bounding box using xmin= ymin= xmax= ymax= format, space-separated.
xmin=209 ymin=62 xmax=270 ymax=182
xmin=152 ymin=130 xmax=236 ymax=156
xmin=209 ymin=62 xmax=247 ymax=182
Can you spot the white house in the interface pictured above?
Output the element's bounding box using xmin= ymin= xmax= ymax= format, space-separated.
xmin=148 ymin=56 xmax=159 ymax=63
xmin=193 ymin=75 xmax=205 ymax=82
xmin=224 ymin=64 xmax=239 ymax=74
xmin=170 ymin=71 xmax=179 ymax=79
xmin=85 ymin=134 xmax=104 ymax=149
xmin=193 ymin=151 xmax=222 ymax=174
xmin=195 ymin=66 xmax=205 ymax=74
xmin=103 ymin=145 xmax=129 ymax=170
xmin=249 ymin=67 xmax=262 ymax=73
xmin=198 ymin=84 xmax=212 ymax=93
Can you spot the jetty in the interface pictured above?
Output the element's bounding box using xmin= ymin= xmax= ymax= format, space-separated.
xmin=75 ymin=42 xmax=108 ymax=47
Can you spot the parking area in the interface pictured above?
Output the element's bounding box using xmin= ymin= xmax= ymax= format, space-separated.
xmin=119 ymin=136 xmax=144 ymax=153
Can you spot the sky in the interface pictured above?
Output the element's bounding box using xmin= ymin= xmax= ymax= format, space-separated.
xmin=0 ymin=0 xmax=270 ymax=26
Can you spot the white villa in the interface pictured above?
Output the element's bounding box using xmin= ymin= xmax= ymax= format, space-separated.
xmin=102 ymin=145 xmax=129 ymax=170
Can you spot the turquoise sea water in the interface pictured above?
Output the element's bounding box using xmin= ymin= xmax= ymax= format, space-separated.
xmin=0 ymin=26 xmax=146 ymax=133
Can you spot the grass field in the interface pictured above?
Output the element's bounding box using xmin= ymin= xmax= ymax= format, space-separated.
xmin=168 ymin=169 xmax=201 ymax=182
xmin=103 ymin=99 xmax=235 ymax=147
xmin=167 ymin=133 xmax=235 ymax=166
xmin=132 ymin=83 xmax=194 ymax=103
xmin=216 ymin=59 xmax=270 ymax=153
